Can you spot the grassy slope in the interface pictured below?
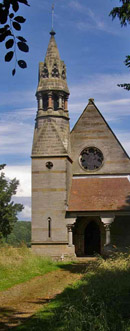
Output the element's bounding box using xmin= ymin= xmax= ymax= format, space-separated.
xmin=0 ymin=246 xmax=60 ymax=291
xmin=15 ymin=254 xmax=130 ymax=331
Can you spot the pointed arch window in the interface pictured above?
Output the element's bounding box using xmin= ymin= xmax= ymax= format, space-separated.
xmin=43 ymin=94 xmax=48 ymax=110
xmin=53 ymin=93 xmax=59 ymax=110
xmin=52 ymin=63 xmax=59 ymax=78
xmin=62 ymin=98 xmax=65 ymax=109
xmin=42 ymin=63 xmax=49 ymax=78
xmin=62 ymin=66 xmax=66 ymax=79
xmin=48 ymin=217 xmax=51 ymax=238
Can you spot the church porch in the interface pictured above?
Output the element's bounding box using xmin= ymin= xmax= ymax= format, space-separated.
xmin=66 ymin=215 xmax=116 ymax=257
xmin=66 ymin=176 xmax=130 ymax=256
xmin=66 ymin=213 xmax=130 ymax=257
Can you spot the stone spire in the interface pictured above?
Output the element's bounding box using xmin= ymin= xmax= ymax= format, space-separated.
xmin=36 ymin=30 xmax=69 ymax=118
xmin=45 ymin=30 xmax=60 ymax=65
xmin=32 ymin=30 xmax=71 ymax=156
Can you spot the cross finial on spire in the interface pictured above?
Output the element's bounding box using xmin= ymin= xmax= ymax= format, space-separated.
xmin=50 ymin=3 xmax=56 ymax=36
xmin=52 ymin=3 xmax=54 ymax=30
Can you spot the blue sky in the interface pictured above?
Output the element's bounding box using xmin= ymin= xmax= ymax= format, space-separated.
xmin=0 ymin=0 xmax=130 ymax=221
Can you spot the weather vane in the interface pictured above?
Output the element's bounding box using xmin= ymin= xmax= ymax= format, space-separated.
xmin=52 ymin=3 xmax=54 ymax=30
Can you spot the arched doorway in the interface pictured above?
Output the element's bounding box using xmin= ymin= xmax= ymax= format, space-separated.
xmin=84 ymin=221 xmax=100 ymax=255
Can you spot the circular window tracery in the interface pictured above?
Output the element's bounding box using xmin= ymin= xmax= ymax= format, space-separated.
xmin=79 ymin=147 xmax=104 ymax=171
xmin=46 ymin=161 xmax=53 ymax=169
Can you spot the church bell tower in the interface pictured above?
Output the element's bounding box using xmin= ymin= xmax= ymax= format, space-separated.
xmin=31 ymin=30 xmax=74 ymax=257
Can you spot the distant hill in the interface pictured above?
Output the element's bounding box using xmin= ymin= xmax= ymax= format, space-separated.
xmin=7 ymin=221 xmax=31 ymax=247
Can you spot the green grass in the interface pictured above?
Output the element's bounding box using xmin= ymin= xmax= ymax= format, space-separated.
xmin=0 ymin=245 xmax=60 ymax=291
xmin=14 ymin=253 xmax=130 ymax=331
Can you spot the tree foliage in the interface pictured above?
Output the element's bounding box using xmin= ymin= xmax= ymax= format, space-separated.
xmin=110 ymin=0 xmax=130 ymax=90
xmin=7 ymin=221 xmax=31 ymax=246
xmin=0 ymin=0 xmax=30 ymax=75
xmin=0 ymin=164 xmax=23 ymax=238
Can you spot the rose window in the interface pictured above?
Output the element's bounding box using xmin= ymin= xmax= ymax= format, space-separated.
xmin=79 ymin=147 xmax=104 ymax=171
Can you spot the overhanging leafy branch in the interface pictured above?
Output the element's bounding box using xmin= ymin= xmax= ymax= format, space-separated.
xmin=110 ymin=0 xmax=130 ymax=90
xmin=0 ymin=0 xmax=30 ymax=75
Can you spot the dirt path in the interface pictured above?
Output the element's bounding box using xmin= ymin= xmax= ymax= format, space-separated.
xmin=0 ymin=262 xmax=88 ymax=330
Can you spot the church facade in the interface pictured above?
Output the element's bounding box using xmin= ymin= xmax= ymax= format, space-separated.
xmin=31 ymin=30 xmax=130 ymax=258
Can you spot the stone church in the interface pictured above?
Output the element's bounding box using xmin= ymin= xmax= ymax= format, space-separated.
xmin=31 ymin=30 xmax=130 ymax=258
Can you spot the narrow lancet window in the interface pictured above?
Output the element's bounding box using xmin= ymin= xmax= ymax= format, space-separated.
xmin=53 ymin=93 xmax=59 ymax=110
xmin=48 ymin=217 xmax=51 ymax=238
xmin=43 ymin=94 xmax=48 ymax=110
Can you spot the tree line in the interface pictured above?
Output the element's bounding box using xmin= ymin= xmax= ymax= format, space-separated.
xmin=0 ymin=164 xmax=23 ymax=240
xmin=6 ymin=220 xmax=31 ymax=247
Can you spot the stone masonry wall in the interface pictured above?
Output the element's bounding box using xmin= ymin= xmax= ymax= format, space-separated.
xmin=32 ymin=157 xmax=69 ymax=246
xmin=71 ymin=102 xmax=130 ymax=175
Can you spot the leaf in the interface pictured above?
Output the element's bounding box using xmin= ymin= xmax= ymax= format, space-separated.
xmin=17 ymin=42 xmax=29 ymax=52
xmin=12 ymin=1 xmax=19 ymax=12
xmin=5 ymin=39 xmax=14 ymax=49
xmin=17 ymin=36 xmax=27 ymax=42
xmin=117 ymin=83 xmax=130 ymax=91
xmin=14 ymin=16 xmax=26 ymax=23
xmin=12 ymin=68 xmax=16 ymax=76
xmin=5 ymin=30 xmax=12 ymax=37
xmin=3 ymin=0 xmax=10 ymax=10
xmin=0 ymin=25 xmax=9 ymax=33
xmin=5 ymin=51 xmax=14 ymax=62
xmin=9 ymin=13 xmax=14 ymax=19
xmin=0 ymin=34 xmax=6 ymax=42
xmin=18 ymin=60 xmax=27 ymax=68
xmin=0 ymin=9 xmax=8 ymax=24
xmin=0 ymin=27 xmax=7 ymax=33
xmin=0 ymin=30 xmax=12 ymax=42
xmin=12 ymin=21 xmax=21 ymax=31
xmin=18 ymin=0 xmax=30 ymax=6
xmin=4 ymin=24 xmax=10 ymax=29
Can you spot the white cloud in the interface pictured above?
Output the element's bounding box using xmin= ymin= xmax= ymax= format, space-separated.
xmin=99 ymin=99 xmax=130 ymax=107
xmin=69 ymin=99 xmax=130 ymax=117
xmin=0 ymin=106 xmax=34 ymax=155
xmin=0 ymin=122 xmax=33 ymax=154
xmin=7 ymin=108 xmax=36 ymax=119
xmin=70 ymin=73 xmax=130 ymax=99
xmin=69 ymin=73 xmax=130 ymax=156
xmin=76 ymin=19 xmax=117 ymax=35
xmin=69 ymin=0 xmax=84 ymax=11
xmin=115 ymin=131 xmax=130 ymax=156
xmin=20 ymin=205 xmax=31 ymax=220
xmin=69 ymin=73 xmax=130 ymax=120
xmin=4 ymin=165 xmax=31 ymax=197
xmin=0 ymin=90 xmax=35 ymax=106
xmin=69 ymin=0 xmax=118 ymax=34
xmin=13 ymin=196 xmax=31 ymax=221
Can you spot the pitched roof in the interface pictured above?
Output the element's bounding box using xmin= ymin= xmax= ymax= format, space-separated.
xmin=70 ymin=99 xmax=130 ymax=175
xmin=68 ymin=177 xmax=130 ymax=212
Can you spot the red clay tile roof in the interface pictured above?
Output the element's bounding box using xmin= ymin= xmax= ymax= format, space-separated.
xmin=68 ymin=177 xmax=130 ymax=211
